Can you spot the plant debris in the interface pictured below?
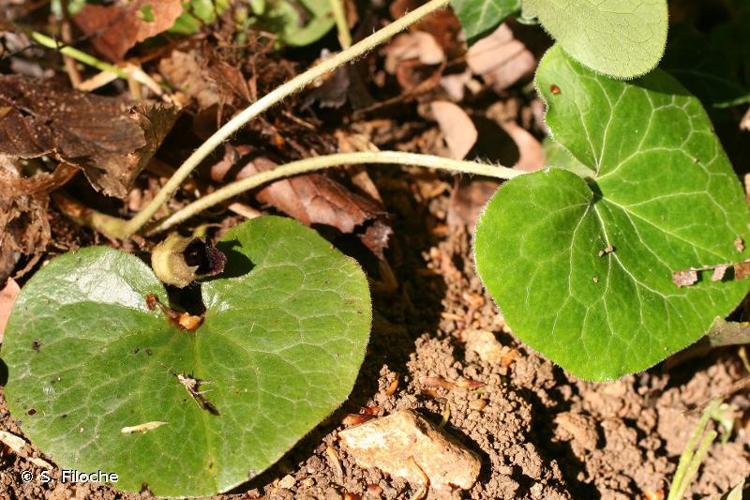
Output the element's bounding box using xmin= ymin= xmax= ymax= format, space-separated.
xmin=73 ymin=0 xmax=183 ymax=62
xmin=176 ymin=373 xmax=219 ymax=416
xmin=121 ymin=421 xmax=168 ymax=434
xmin=0 ymin=75 xmax=177 ymax=197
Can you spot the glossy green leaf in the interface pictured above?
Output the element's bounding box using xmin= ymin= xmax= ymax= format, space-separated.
xmin=450 ymin=0 xmax=520 ymax=42
xmin=2 ymin=216 xmax=371 ymax=496
xmin=522 ymin=0 xmax=668 ymax=78
xmin=474 ymin=45 xmax=750 ymax=380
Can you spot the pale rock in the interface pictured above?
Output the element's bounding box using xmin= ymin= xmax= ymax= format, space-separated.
xmin=463 ymin=329 xmax=504 ymax=364
xmin=278 ymin=474 xmax=296 ymax=489
xmin=339 ymin=410 xmax=481 ymax=492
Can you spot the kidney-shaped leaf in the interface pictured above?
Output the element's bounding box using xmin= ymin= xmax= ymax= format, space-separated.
xmin=2 ymin=216 xmax=371 ymax=496
xmin=474 ymin=45 xmax=750 ymax=380
xmin=522 ymin=0 xmax=668 ymax=78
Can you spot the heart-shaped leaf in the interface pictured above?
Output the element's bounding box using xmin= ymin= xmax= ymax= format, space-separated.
xmin=522 ymin=0 xmax=668 ymax=78
xmin=2 ymin=216 xmax=371 ymax=496
xmin=474 ymin=45 xmax=750 ymax=380
xmin=450 ymin=0 xmax=520 ymax=42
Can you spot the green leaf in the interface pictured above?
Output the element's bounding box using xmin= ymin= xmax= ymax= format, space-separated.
xmin=450 ymin=0 xmax=520 ymax=42
xmin=522 ymin=0 xmax=668 ymax=79
xmin=542 ymin=136 xmax=592 ymax=178
xmin=2 ymin=216 xmax=371 ymax=495
xmin=169 ymin=0 xmax=230 ymax=35
xmin=474 ymin=45 xmax=750 ymax=380
xmin=262 ymin=0 xmax=335 ymax=46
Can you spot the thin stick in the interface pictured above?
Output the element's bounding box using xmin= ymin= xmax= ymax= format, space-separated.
xmin=146 ymin=151 xmax=521 ymax=235
xmin=121 ymin=0 xmax=451 ymax=238
xmin=30 ymin=31 xmax=129 ymax=79
xmin=329 ymin=0 xmax=352 ymax=48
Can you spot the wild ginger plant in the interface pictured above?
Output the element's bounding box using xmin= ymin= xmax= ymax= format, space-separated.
xmin=4 ymin=0 xmax=749 ymax=494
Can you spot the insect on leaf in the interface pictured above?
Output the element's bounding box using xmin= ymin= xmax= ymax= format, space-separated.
xmin=474 ymin=45 xmax=750 ymax=380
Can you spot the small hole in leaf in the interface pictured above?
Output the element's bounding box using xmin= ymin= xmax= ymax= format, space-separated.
xmin=27 ymin=408 xmax=36 ymax=416
xmin=31 ymin=340 xmax=41 ymax=352
xmin=550 ymin=84 xmax=561 ymax=95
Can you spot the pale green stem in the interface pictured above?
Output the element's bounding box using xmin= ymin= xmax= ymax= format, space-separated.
xmin=121 ymin=0 xmax=451 ymax=238
xmin=329 ymin=0 xmax=352 ymax=48
xmin=146 ymin=151 xmax=521 ymax=235
xmin=667 ymin=400 xmax=721 ymax=500
xmin=30 ymin=31 xmax=129 ymax=79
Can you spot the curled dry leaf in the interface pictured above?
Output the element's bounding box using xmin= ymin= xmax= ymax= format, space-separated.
xmin=487 ymin=100 xmax=544 ymax=172
xmin=384 ymin=32 xmax=445 ymax=73
xmin=216 ymin=151 xmax=392 ymax=257
xmin=466 ymin=24 xmax=536 ymax=92
xmin=159 ymin=48 xmax=250 ymax=111
xmin=0 ymin=156 xmax=77 ymax=284
xmin=384 ymin=31 xmax=446 ymax=92
xmin=74 ymin=0 xmax=183 ymax=62
xmin=0 ymin=75 xmax=177 ymax=198
xmin=429 ymin=101 xmax=478 ymax=160
xmin=389 ymin=0 xmax=463 ymax=59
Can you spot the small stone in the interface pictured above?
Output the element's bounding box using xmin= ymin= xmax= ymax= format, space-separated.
xmin=463 ymin=329 xmax=504 ymax=364
xmin=339 ymin=409 xmax=481 ymax=491
xmin=278 ymin=474 xmax=296 ymax=489
xmin=468 ymin=399 xmax=488 ymax=411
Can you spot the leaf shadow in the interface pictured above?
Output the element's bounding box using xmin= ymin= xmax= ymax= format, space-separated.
xmin=212 ymin=239 xmax=254 ymax=279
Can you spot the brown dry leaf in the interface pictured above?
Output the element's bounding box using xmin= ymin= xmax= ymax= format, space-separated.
xmin=487 ymin=100 xmax=544 ymax=171
xmin=74 ymin=0 xmax=183 ymax=62
xmin=0 ymin=75 xmax=177 ymax=198
xmin=218 ymin=153 xmax=392 ymax=257
xmin=467 ymin=24 xmax=536 ymax=92
xmin=0 ymin=156 xmax=77 ymax=284
xmin=160 ymin=50 xmax=223 ymax=110
xmin=384 ymin=31 xmax=445 ymax=73
xmin=429 ymin=101 xmax=477 ymax=160
xmin=0 ymin=278 xmax=20 ymax=343
xmin=159 ymin=49 xmax=250 ymax=111
xmin=383 ymin=32 xmax=446 ymax=93
xmin=447 ymin=180 xmax=497 ymax=230
xmin=389 ymin=0 xmax=463 ymax=59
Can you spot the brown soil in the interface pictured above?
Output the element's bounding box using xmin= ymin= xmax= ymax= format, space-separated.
xmin=1 ymin=167 xmax=749 ymax=500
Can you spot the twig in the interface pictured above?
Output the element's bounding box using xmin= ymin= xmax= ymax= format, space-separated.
xmin=30 ymin=31 xmax=129 ymax=79
xmin=118 ymin=0 xmax=451 ymax=238
xmin=146 ymin=151 xmax=521 ymax=235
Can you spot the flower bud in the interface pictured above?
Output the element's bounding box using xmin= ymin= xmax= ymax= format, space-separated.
xmin=151 ymin=233 xmax=226 ymax=288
